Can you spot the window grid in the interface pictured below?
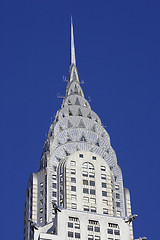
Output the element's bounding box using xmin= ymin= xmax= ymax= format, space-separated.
xmin=68 ymin=217 xmax=80 ymax=239
xmin=82 ymin=162 xmax=96 ymax=213
xmin=87 ymin=220 xmax=100 ymax=240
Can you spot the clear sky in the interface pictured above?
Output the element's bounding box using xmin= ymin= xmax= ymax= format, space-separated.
xmin=1 ymin=0 xmax=159 ymax=239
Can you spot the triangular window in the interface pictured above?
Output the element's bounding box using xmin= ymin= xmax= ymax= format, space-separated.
xmin=65 ymin=150 xmax=70 ymax=156
xmin=75 ymin=97 xmax=80 ymax=105
xmin=87 ymin=112 xmax=92 ymax=119
xmin=55 ymin=116 xmax=58 ymax=122
xmin=91 ymin=124 xmax=96 ymax=132
xmin=79 ymin=90 xmax=82 ymax=96
xmin=68 ymin=120 xmax=73 ymax=128
xmin=78 ymin=108 xmax=83 ymax=116
xmin=74 ymin=84 xmax=78 ymax=93
xmin=68 ymin=99 xmax=72 ymax=105
xmin=67 ymin=132 xmax=72 ymax=142
xmin=79 ymin=120 xmax=85 ymax=128
xmin=76 ymin=145 xmax=80 ymax=151
xmin=56 ymin=157 xmax=61 ymax=162
xmin=73 ymin=71 xmax=77 ymax=81
xmin=69 ymin=109 xmax=73 ymax=116
xmin=95 ymin=139 xmax=100 ymax=147
xmin=59 ymin=125 xmax=63 ymax=132
xmin=80 ymin=135 xmax=87 ymax=142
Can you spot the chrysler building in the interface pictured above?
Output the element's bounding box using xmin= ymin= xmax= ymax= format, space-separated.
xmin=24 ymin=18 xmax=138 ymax=240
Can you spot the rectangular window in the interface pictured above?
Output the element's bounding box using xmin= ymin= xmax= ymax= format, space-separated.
xmin=108 ymin=229 xmax=113 ymax=234
xmin=89 ymin=220 xmax=98 ymax=225
xmin=40 ymin=182 xmax=43 ymax=187
xmin=88 ymin=235 xmax=94 ymax=240
xmin=40 ymin=199 xmax=43 ymax=205
xmin=91 ymin=207 xmax=96 ymax=213
xmin=40 ymin=208 xmax=43 ymax=213
xmin=79 ymin=154 xmax=83 ymax=158
xmin=71 ymin=194 xmax=76 ymax=200
xmin=117 ymin=211 xmax=121 ymax=216
xmin=89 ymin=165 xmax=94 ymax=170
xmin=90 ymin=189 xmax=95 ymax=195
xmin=52 ymin=183 xmax=56 ymax=188
xmin=52 ymin=174 xmax=56 ymax=180
xmin=88 ymin=225 xmax=93 ymax=231
xmin=101 ymin=174 xmax=106 ymax=180
xmin=60 ymin=176 xmax=63 ymax=183
xmin=102 ymin=182 xmax=106 ymax=188
xmin=114 ymin=230 xmax=120 ymax=235
xmin=90 ymin=180 xmax=95 ymax=186
xmin=71 ymin=186 xmax=76 ymax=191
xmin=70 ymin=161 xmax=76 ymax=166
xmin=116 ymin=202 xmax=120 ymax=207
xmin=71 ymin=203 xmax=77 ymax=209
xmin=108 ymin=223 xmax=118 ymax=228
xmin=69 ymin=216 xmax=79 ymax=222
xmin=102 ymin=199 xmax=108 ymax=205
xmin=83 ymin=162 xmax=88 ymax=168
xmin=83 ymin=179 xmax=88 ymax=185
xmin=71 ymin=169 xmax=76 ymax=175
xmin=116 ymin=193 xmax=120 ymax=199
xmin=84 ymin=206 xmax=89 ymax=212
xmin=101 ymin=166 xmax=106 ymax=171
xmin=89 ymin=173 xmax=95 ymax=178
xmin=83 ymin=188 xmax=89 ymax=194
xmin=92 ymin=156 xmax=96 ymax=160
xmin=75 ymin=223 xmax=80 ymax=229
xmin=102 ymin=191 xmax=107 ymax=197
xmin=40 ymin=217 xmax=43 ymax=223
xmin=94 ymin=226 xmax=100 ymax=232
xmin=115 ymin=185 xmax=119 ymax=190
xmin=103 ymin=208 xmax=108 ymax=214
xmin=68 ymin=231 xmax=73 ymax=237
xmin=95 ymin=236 xmax=100 ymax=240
xmin=60 ymin=194 xmax=63 ymax=200
xmin=90 ymin=198 xmax=96 ymax=204
xmin=75 ymin=232 xmax=80 ymax=238
xmin=68 ymin=222 xmax=73 ymax=228
xmin=71 ymin=177 xmax=76 ymax=183
xmin=40 ymin=191 xmax=43 ymax=196
xmin=82 ymin=171 xmax=88 ymax=177
xmin=83 ymin=196 xmax=89 ymax=203
xmin=53 ymin=166 xmax=57 ymax=171
xmin=52 ymin=191 xmax=56 ymax=197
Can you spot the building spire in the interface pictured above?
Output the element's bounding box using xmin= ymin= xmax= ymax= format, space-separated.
xmin=71 ymin=16 xmax=76 ymax=66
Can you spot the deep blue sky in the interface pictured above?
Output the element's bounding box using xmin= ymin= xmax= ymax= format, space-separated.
xmin=1 ymin=1 xmax=159 ymax=239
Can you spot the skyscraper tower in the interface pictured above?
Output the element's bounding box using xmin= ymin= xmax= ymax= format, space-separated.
xmin=24 ymin=18 xmax=136 ymax=240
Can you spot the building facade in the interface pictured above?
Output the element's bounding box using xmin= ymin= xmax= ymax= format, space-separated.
xmin=24 ymin=19 xmax=135 ymax=240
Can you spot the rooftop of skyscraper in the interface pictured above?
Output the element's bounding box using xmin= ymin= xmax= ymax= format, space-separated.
xmin=1 ymin=1 xmax=158 ymax=240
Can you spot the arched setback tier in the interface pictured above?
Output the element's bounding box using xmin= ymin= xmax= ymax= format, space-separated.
xmin=56 ymin=151 xmax=125 ymax=219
